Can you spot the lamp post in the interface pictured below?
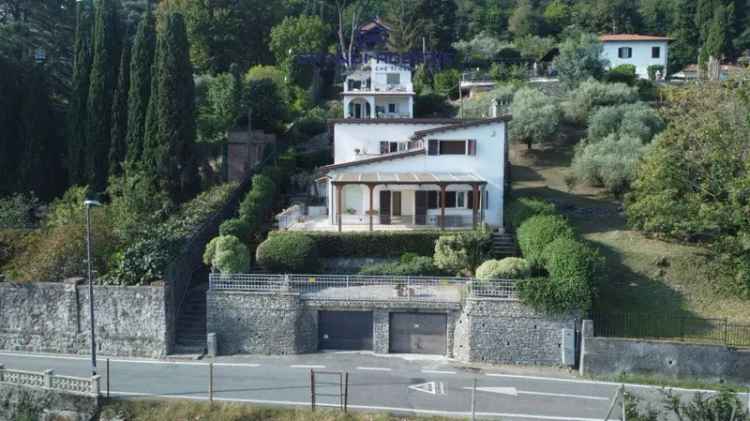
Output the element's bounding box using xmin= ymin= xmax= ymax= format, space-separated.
xmin=84 ymin=199 xmax=101 ymax=376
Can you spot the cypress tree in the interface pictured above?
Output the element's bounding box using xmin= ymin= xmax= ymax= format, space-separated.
xmin=66 ymin=0 xmax=94 ymax=186
xmin=86 ymin=0 xmax=122 ymax=192
xmin=125 ymin=5 xmax=155 ymax=166
xmin=109 ymin=37 xmax=131 ymax=176
xmin=143 ymin=12 xmax=199 ymax=203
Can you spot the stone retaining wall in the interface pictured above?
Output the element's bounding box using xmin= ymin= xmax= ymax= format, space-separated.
xmin=580 ymin=320 xmax=750 ymax=384
xmin=0 ymin=280 xmax=167 ymax=358
xmin=0 ymin=383 xmax=99 ymax=421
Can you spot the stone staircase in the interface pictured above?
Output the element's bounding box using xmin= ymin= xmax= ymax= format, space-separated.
xmin=491 ymin=231 xmax=518 ymax=259
xmin=173 ymin=273 xmax=208 ymax=355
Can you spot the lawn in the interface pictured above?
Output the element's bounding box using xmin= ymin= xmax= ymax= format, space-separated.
xmin=508 ymin=130 xmax=750 ymax=326
xmin=100 ymin=399 xmax=455 ymax=421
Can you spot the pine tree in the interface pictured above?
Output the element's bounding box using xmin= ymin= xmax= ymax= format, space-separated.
xmin=86 ymin=0 xmax=122 ymax=192
xmin=143 ymin=12 xmax=199 ymax=204
xmin=109 ymin=36 xmax=131 ymax=176
xmin=66 ymin=0 xmax=94 ymax=186
xmin=125 ymin=5 xmax=155 ymax=166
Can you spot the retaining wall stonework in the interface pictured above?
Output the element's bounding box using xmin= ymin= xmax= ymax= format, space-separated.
xmin=0 ymin=280 xmax=167 ymax=358
xmin=0 ymin=383 xmax=99 ymax=421
xmin=454 ymin=299 xmax=578 ymax=365
xmin=580 ymin=320 xmax=750 ymax=384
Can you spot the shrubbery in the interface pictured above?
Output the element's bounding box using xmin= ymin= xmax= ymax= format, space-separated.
xmin=219 ymin=174 xmax=276 ymax=244
xmin=433 ymin=231 xmax=492 ymax=276
xmin=516 ymin=214 xmax=575 ymax=269
xmin=0 ymin=193 xmax=40 ymax=228
xmin=270 ymin=230 xmax=454 ymax=258
xmin=509 ymin=87 xmax=561 ymax=149
xmin=358 ymin=254 xmax=442 ymax=276
xmin=255 ymin=232 xmax=319 ymax=272
xmin=203 ymin=235 xmax=250 ymax=274
xmin=475 ymin=257 xmax=531 ymax=280
xmin=433 ymin=68 xmax=460 ymax=99
xmin=562 ymin=79 xmax=638 ymax=125
xmin=604 ymin=64 xmax=637 ymax=85
xmin=506 ymin=197 xmax=556 ymax=228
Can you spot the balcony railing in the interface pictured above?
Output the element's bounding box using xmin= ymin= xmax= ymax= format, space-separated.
xmin=334 ymin=213 xmax=478 ymax=228
xmin=344 ymin=82 xmax=414 ymax=94
xmin=0 ymin=365 xmax=101 ymax=396
xmin=210 ymin=274 xmax=517 ymax=302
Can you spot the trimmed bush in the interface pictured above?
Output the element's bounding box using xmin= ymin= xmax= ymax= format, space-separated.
xmin=358 ymin=255 xmax=442 ymax=276
xmin=517 ymin=214 xmax=575 ymax=269
xmin=256 ymin=232 xmax=319 ymax=272
xmin=433 ymin=231 xmax=492 ymax=276
xmin=604 ymin=64 xmax=637 ymax=85
xmin=475 ymin=257 xmax=531 ymax=280
xmin=219 ymin=218 xmax=251 ymax=243
xmin=269 ymin=230 xmax=456 ymax=258
xmin=647 ymin=64 xmax=665 ymax=81
xmin=506 ymin=197 xmax=556 ymax=228
xmin=203 ymin=235 xmax=250 ymax=274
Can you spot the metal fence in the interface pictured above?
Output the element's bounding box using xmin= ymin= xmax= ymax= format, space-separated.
xmin=210 ymin=273 xmax=517 ymax=302
xmin=593 ymin=313 xmax=750 ymax=348
xmin=0 ymin=365 xmax=100 ymax=396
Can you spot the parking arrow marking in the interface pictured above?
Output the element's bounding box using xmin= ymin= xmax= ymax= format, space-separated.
xmin=409 ymin=381 xmax=437 ymax=395
xmin=464 ymin=386 xmax=518 ymax=396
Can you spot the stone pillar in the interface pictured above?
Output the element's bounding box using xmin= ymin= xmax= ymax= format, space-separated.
xmin=373 ymin=310 xmax=390 ymax=354
xmin=579 ymin=319 xmax=594 ymax=376
xmin=44 ymin=369 xmax=54 ymax=388
xmin=207 ymin=332 xmax=217 ymax=357
xmin=90 ymin=375 xmax=101 ymax=395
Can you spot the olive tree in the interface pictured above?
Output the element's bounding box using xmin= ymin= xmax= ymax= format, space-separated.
xmin=510 ymin=87 xmax=561 ymax=149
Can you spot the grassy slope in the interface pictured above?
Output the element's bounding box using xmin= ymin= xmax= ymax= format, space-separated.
xmin=509 ymin=131 xmax=750 ymax=324
xmin=101 ymin=400 xmax=453 ymax=421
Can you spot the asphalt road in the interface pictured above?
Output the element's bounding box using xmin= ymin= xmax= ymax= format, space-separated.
xmin=1 ymin=351 xmax=747 ymax=420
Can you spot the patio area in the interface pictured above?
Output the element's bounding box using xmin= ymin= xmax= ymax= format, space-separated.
xmin=286 ymin=215 xmax=473 ymax=231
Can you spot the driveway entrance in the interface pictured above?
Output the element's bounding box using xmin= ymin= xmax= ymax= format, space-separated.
xmin=389 ymin=312 xmax=447 ymax=354
xmin=318 ymin=311 xmax=373 ymax=350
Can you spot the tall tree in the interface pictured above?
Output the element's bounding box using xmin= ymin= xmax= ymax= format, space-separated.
xmin=143 ymin=12 xmax=199 ymax=203
xmin=86 ymin=0 xmax=122 ymax=192
xmin=508 ymin=0 xmax=538 ymax=38
xmin=669 ymin=0 xmax=699 ymax=74
xmin=414 ymin=0 xmax=458 ymax=53
xmin=124 ymin=5 xmax=155 ymax=166
xmin=384 ymin=0 xmax=418 ymax=53
xmin=109 ymin=36 xmax=131 ymax=176
xmin=66 ymin=0 xmax=94 ymax=186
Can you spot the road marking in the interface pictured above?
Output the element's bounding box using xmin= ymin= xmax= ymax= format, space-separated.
xmin=213 ymin=363 xmax=260 ymax=368
xmin=409 ymin=381 xmax=437 ymax=395
xmin=464 ymin=386 xmax=610 ymax=401
xmin=108 ymin=390 xmax=617 ymax=421
xmin=290 ymin=364 xmax=325 ymax=369
xmin=421 ymin=369 xmax=456 ymax=375
xmin=356 ymin=366 xmax=391 ymax=372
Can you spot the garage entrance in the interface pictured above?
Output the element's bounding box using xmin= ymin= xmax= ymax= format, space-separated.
xmin=389 ymin=312 xmax=447 ymax=354
xmin=318 ymin=311 xmax=373 ymax=350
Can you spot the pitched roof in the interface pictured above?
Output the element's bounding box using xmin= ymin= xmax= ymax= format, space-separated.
xmin=410 ymin=116 xmax=511 ymax=139
xmin=321 ymin=148 xmax=425 ymax=171
xmin=599 ymin=34 xmax=671 ymax=42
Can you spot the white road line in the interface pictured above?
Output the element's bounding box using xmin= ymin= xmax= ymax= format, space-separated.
xmin=213 ymin=363 xmax=260 ymax=368
xmin=518 ymin=391 xmax=610 ymax=401
xmin=108 ymin=390 xmax=617 ymax=421
xmin=356 ymin=366 xmax=391 ymax=372
xmin=290 ymin=364 xmax=325 ymax=369
xmin=421 ymin=369 xmax=456 ymax=375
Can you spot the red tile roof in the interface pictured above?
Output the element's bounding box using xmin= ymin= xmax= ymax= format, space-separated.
xmin=599 ymin=34 xmax=671 ymax=42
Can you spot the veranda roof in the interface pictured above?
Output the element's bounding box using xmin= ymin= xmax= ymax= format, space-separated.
xmin=331 ymin=172 xmax=485 ymax=184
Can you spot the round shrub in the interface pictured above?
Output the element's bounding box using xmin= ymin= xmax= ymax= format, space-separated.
xmin=506 ymin=197 xmax=556 ymax=229
xmin=517 ymin=214 xmax=575 ymax=269
xmin=219 ymin=218 xmax=251 ymax=243
xmin=475 ymin=257 xmax=531 ymax=280
xmin=203 ymin=235 xmax=250 ymax=274
xmin=255 ymin=233 xmax=319 ymax=273
xmin=433 ymin=231 xmax=492 ymax=276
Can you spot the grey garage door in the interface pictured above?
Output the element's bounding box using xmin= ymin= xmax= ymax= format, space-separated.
xmin=318 ymin=311 xmax=373 ymax=350
xmin=389 ymin=313 xmax=447 ymax=354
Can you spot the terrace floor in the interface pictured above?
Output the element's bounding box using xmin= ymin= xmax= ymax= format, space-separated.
xmin=286 ymin=215 xmax=472 ymax=232
xmin=299 ymin=283 xmax=463 ymax=302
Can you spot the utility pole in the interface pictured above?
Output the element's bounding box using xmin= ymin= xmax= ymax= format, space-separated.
xmin=84 ymin=199 xmax=101 ymax=376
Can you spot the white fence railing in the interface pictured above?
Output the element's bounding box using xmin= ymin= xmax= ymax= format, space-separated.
xmin=275 ymin=204 xmax=305 ymax=230
xmin=0 ymin=365 xmax=100 ymax=396
xmin=209 ymin=273 xmax=517 ymax=301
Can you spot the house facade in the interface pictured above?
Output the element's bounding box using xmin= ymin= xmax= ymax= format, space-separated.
xmin=599 ymin=34 xmax=670 ymax=79
xmin=342 ymin=57 xmax=415 ymax=119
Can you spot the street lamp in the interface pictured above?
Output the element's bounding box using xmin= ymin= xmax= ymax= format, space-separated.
xmin=84 ymin=199 xmax=101 ymax=376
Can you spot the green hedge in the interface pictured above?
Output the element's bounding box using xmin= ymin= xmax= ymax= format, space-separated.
xmin=475 ymin=257 xmax=531 ymax=280
xmin=256 ymin=233 xmax=319 ymax=272
xmin=506 ymin=197 xmax=556 ymax=229
xmin=268 ymin=230 xmax=461 ymax=258
xmin=516 ymin=214 xmax=575 ymax=269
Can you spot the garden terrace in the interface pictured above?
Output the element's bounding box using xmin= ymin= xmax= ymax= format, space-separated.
xmin=209 ymin=273 xmax=517 ymax=303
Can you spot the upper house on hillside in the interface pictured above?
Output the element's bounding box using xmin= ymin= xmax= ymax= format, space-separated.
xmin=343 ymin=57 xmax=415 ymax=119
xmin=599 ymin=34 xmax=671 ymax=79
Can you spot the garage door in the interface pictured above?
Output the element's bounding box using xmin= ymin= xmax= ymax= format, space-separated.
xmin=318 ymin=311 xmax=373 ymax=350
xmin=389 ymin=313 xmax=447 ymax=354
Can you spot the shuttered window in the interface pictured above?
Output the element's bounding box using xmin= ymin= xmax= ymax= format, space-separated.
xmin=427 ymin=139 xmax=439 ymax=155
xmin=467 ymin=139 xmax=477 ymax=155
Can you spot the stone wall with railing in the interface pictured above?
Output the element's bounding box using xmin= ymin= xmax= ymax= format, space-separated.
xmin=0 ymin=365 xmax=100 ymax=421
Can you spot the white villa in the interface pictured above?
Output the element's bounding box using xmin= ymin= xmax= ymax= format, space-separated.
xmin=285 ymin=58 xmax=511 ymax=232
xmin=599 ymin=34 xmax=670 ymax=79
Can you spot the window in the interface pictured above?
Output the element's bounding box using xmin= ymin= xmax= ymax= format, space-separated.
xmin=445 ymin=192 xmax=457 ymax=207
xmin=618 ymin=47 xmax=632 ymax=59
xmin=386 ymin=73 xmax=400 ymax=85
xmin=375 ymin=105 xmax=385 ymax=115
xmin=439 ymin=140 xmax=467 ymax=155
xmin=652 ymin=46 xmax=661 ymax=58
xmin=457 ymin=192 xmax=465 ymax=207
xmin=427 ymin=191 xmax=439 ymax=209
xmin=388 ymin=103 xmax=398 ymax=113
xmin=379 ymin=141 xmax=399 ymax=154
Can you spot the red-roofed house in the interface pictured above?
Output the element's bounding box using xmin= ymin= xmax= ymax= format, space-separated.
xmin=599 ymin=34 xmax=670 ymax=79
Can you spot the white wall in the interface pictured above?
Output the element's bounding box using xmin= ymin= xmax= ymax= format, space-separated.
xmin=329 ymin=122 xmax=506 ymax=227
xmin=601 ymin=41 xmax=668 ymax=79
xmin=333 ymin=122 xmax=447 ymax=163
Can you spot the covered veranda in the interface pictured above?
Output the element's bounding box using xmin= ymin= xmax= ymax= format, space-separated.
xmin=330 ymin=172 xmax=487 ymax=232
